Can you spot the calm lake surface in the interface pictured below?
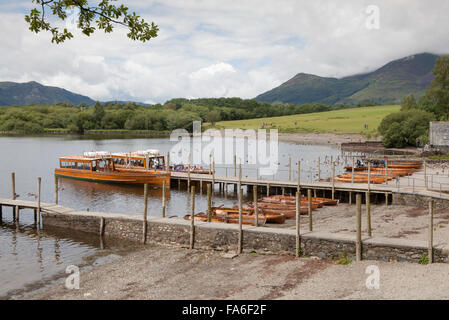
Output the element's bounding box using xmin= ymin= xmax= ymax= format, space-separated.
xmin=0 ymin=135 xmax=343 ymax=298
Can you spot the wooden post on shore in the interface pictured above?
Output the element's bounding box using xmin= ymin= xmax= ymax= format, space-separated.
xmin=308 ymin=189 xmax=313 ymax=232
xmin=349 ymin=191 xmax=352 ymax=205
xmin=200 ymin=179 xmax=203 ymax=195
xmin=297 ymin=161 xmax=301 ymax=193
xmin=332 ymin=162 xmax=335 ymax=200
xmin=142 ymin=183 xmax=148 ymax=244
xmin=237 ymin=187 xmax=243 ymax=254
xmin=253 ymin=185 xmax=259 ymax=227
xmin=317 ymin=157 xmax=321 ymax=181
xmin=356 ymin=193 xmax=362 ymax=262
xmin=162 ymin=180 xmax=166 ymax=218
xmin=428 ymin=199 xmax=434 ymax=263
xmin=37 ymin=177 xmax=41 ymax=228
xmin=266 ymin=183 xmax=270 ymax=196
xmin=366 ymin=192 xmax=372 ymax=237
xmin=12 ymin=172 xmax=16 ymax=200
xmin=288 ymin=156 xmax=292 ymax=181
xmin=296 ymin=191 xmax=301 ymax=257
xmin=100 ymin=217 xmax=105 ymax=236
xmin=190 ymin=186 xmax=196 ymax=250
xmin=55 ymin=176 xmax=58 ymax=205
xmin=351 ymin=157 xmax=355 ymax=185
xmin=207 ymin=184 xmax=212 ymax=222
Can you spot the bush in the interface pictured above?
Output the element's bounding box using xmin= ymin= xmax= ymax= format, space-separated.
xmin=378 ymin=110 xmax=435 ymax=147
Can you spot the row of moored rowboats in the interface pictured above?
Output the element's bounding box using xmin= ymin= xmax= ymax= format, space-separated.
xmin=184 ymin=195 xmax=338 ymax=226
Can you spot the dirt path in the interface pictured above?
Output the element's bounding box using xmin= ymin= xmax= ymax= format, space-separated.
xmin=28 ymin=245 xmax=449 ymax=300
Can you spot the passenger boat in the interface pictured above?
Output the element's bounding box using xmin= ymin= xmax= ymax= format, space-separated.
xmin=55 ymin=150 xmax=170 ymax=187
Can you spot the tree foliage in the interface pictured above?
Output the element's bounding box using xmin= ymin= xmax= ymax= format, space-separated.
xmin=25 ymin=0 xmax=158 ymax=43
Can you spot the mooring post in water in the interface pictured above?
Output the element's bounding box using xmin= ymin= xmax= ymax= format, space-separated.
xmin=366 ymin=192 xmax=372 ymax=237
xmin=15 ymin=205 xmax=19 ymax=222
xmin=308 ymin=189 xmax=313 ymax=232
xmin=37 ymin=177 xmax=41 ymax=228
xmin=297 ymin=161 xmax=301 ymax=193
xmin=142 ymin=183 xmax=148 ymax=244
xmin=288 ymin=156 xmax=292 ymax=181
xmin=54 ymin=175 xmax=58 ymax=205
xmin=162 ymin=180 xmax=166 ymax=218
xmin=233 ymin=155 xmax=237 ymax=177
xmin=429 ymin=199 xmax=434 ymax=263
xmin=296 ymin=191 xmax=301 ymax=257
xmin=187 ymin=154 xmax=191 ymax=191
xmin=356 ymin=193 xmax=362 ymax=262
xmin=207 ymin=184 xmax=212 ymax=222
xmin=190 ymin=186 xmax=196 ymax=250
xmin=11 ymin=172 xmax=16 ymax=200
xmin=0 ymin=205 xmax=2 ymax=221
xmin=237 ymin=187 xmax=243 ymax=254
xmin=167 ymin=152 xmax=170 ymax=171
xmin=253 ymin=185 xmax=259 ymax=227
xmin=424 ymin=161 xmax=428 ymax=189
xmin=317 ymin=157 xmax=321 ymax=181
xmin=332 ymin=162 xmax=335 ymax=200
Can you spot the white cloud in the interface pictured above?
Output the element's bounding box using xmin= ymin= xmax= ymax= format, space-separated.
xmin=0 ymin=0 xmax=449 ymax=103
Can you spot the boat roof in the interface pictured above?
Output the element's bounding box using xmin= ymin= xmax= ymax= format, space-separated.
xmin=59 ymin=156 xmax=102 ymax=162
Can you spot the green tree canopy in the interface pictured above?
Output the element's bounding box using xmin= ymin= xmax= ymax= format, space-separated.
xmin=25 ymin=0 xmax=158 ymax=43
xmin=425 ymin=56 xmax=449 ymax=120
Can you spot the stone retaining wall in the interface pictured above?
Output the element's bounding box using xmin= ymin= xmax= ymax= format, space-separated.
xmin=392 ymin=192 xmax=449 ymax=209
xmin=42 ymin=210 xmax=449 ymax=264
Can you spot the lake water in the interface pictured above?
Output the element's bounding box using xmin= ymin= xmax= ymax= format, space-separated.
xmin=0 ymin=135 xmax=343 ymax=298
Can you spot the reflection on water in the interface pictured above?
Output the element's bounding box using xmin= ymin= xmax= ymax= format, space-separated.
xmin=0 ymin=135 xmax=342 ymax=298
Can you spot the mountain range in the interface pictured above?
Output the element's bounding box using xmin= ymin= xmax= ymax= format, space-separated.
xmin=0 ymin=53 xmax=442 ymax=107
xmin=255 ymin=53 xmax=441 ymax=105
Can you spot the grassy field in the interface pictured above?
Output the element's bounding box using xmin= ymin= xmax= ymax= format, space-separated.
xmin=215 ymin=105 xmax=400 ymax=134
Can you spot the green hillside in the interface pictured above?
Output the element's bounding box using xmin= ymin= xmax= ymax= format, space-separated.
xmin=0 ymin=81 xmax=95 ymax=106
xmin=215 ymin=105 xmax=401 ymax=134
xmin=256 ymin=53 xmax=440 ymax=105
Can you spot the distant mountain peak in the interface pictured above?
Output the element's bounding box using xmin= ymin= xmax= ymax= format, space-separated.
xmin=0 ymin=81 xmax=95 ymax=106
xmin=255 ymin=53 xmax=441 ymax=105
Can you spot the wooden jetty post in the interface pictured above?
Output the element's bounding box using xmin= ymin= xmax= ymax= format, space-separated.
xmin=288 ymin=156 xmax=292 ymax=181
xmin=385 ymin=159 xmax=388 ymax=185
xmin=237 ymin=187 xmax=243 ymax=254
xmin=55 ymin=175 xmax=59 ymax=205
xmin=162 ymin=180 xmax=166 ymax=218
xmin=428 ymin=199 xmax=434 ymax=263
xmin=296 ymin=191 xmax=301 ymax=257
xmin=200 ymin=179 xmax=203 ymax=195
xmin=317 ymin=157 xmax=321 ymax=181
xmin=332 ymin=162 xmax=335 ymax=200
xmin=385 ymin=192 xmax=388 ymax=206
xmin=190 ymin=186 xmax=196 ymax=249
xmin=266 ymin=183 xmax=270 ymax=196
xmin=366 ymin=192 xmax=372 ymax=237
xmin=308 ymin=189 xmax=313 ymax=232
xmin=207 ymin=184 xmax=212 ymax=222
xmin=297 ymin=161 xmax=301 ymax=193
xmin=368 ymin=162 xmax=372 ymax=192
xmin=37 ymin=177 xmax=41 ymax=227
xmin=356 ymin=193 xmax=362 ymax=262
xmin=424 ymin=161 xmax=428 ymax=189
xmin=253 ymin=185 xmax=259 ymax=227
xmin=100 ymin=217 xmax=105 ymax=236
xmin=349 ymin=191 xmax=352 ymax=205
xmin=142 ymin=183 xmax=148 ymax=244
xmin=12 ymin=172 xmax=16 ymax=200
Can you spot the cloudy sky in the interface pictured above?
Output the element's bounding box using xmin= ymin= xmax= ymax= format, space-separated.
xmin=1 ymin=0 xmax=449 ymax=103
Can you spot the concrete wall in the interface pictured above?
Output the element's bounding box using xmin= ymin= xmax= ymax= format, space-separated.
xmin=430 ymin=122 xmax=449 ymax=147
xmin=42 ymin=209 xmax=449 ymax=264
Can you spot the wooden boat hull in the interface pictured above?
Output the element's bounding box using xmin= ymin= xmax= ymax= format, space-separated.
xmin=54 ymin=168 xmax=170 ymax=187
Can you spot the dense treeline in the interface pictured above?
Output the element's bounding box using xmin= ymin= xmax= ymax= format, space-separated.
xmin=0 ymin=98 xmax=376 ymax=134
xmin=379 ymin=56 xmax=449 ymax=148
